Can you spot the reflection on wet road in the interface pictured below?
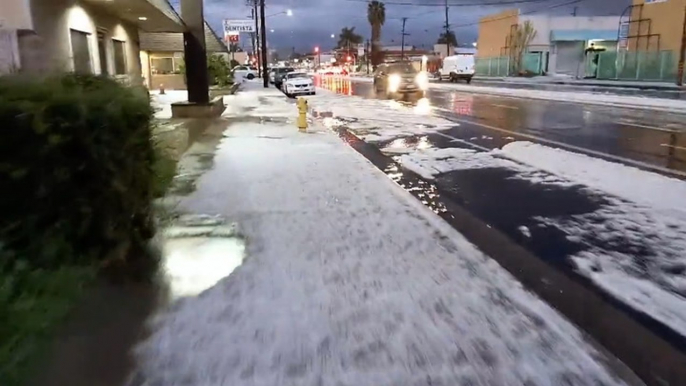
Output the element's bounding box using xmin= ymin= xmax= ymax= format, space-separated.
xmin=317 ymin=76 xmax=686 ymax=175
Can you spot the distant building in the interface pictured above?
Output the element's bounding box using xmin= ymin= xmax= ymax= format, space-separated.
xmin=623 ymin=0 xmax=686 ymax=52
xmin=476 ymin=9 xmax=620 ymax=78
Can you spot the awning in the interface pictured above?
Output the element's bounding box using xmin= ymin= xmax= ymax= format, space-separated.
xmin=81 ymin=0 xmax=185 ymax=32
xmin=550 ymin=29 xmax=617 ymax=42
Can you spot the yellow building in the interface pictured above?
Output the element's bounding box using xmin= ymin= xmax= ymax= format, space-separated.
xmin=624 ymin=0 xmax=686 ymax=52
xmin=476 ymin=9 xmax=619 ymax=77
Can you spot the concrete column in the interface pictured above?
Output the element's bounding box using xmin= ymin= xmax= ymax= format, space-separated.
xmin=181 ymin=0 xmax=209 ymax=104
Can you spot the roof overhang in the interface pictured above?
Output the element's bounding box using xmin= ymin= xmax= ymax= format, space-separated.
xmin=81 ymin=0 xmax=185 ymax=32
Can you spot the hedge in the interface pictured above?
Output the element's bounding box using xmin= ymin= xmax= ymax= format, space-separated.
xmin=0 ymin=74 xmax=158 ymax=276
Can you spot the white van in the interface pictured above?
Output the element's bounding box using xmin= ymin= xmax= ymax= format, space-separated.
xmin=439 ymin=54 xmax=475 ymax=83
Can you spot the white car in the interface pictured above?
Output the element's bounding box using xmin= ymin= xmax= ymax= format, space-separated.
xmin=233 ymin=66 xmax=258 ymax=81
xmin=283 ymin=72 xmax=316 ymax=96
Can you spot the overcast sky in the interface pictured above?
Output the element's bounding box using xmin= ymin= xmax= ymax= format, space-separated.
xmin=190 ymin=0 xmax=630 ymax=54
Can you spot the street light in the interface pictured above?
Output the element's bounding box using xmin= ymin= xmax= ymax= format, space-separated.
xmin=330 ymin=34 xmax=335 ymax=39
xmin=472 ymin=42 xmax=477 ymax=47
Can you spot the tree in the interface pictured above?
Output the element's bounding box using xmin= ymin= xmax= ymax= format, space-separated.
xmin=337 ymin=27 xmax=363 ymax=53
xmin=436 ymin=30 xmax=457 ymax=47
xmin=509 ymin=21 xmax=537 ymax=75
xmin=367 ymin=1 xmax=386 ymax=66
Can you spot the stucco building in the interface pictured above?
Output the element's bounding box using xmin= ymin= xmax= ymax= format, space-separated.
xmin=476 ymin=9 xmax=620 ymax=78
xmin=622 ymin=0 xmax=686 ymax=52
xmin=0 ymin=0 xmax=186 ymax=84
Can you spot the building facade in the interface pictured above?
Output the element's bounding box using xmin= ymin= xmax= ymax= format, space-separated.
xmin=0 ymin=0 xmax=185 ymax=84
xmin=623 ymin=0 xmax=686 ymax=52
xmin=140 ymin=22 xmax=231 ymax=90
xmin=476 ymin=9 xmax=620 ymax=78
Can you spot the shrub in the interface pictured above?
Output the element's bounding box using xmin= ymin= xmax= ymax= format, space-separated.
xmin=0 ymin=74 xmax=157 ymax=274
xmin=208 ymin=55 xmax=233 ymax=87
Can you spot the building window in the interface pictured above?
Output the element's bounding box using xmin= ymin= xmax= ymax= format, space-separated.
xmin=70 ymin=29 xmax=92 ymax=74
xmin=113 ymin=40 xmax=126 ymax=75
xmin=97 ymin=31 xmax=108 ymax=75
xmin=150 ymin=56 xmax=184 ymax=74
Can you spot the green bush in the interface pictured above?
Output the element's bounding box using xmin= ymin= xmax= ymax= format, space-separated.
xmin=0 ymin=245 xmax=94 ymax=386
xmin=0 ymin=74 xmax=157 ymax=274
xmin=208 ymin=55 xmax=233 ymax=87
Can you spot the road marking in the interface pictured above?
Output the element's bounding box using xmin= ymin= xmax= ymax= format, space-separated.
xmin=660 ymin=143 xmax=686 ymax=151
xmin=434 ymin=132 xmax=491 ymax=152
xmin=491 ymin=103 xmax=519 ymax=110
xmin=445 ymin=117 xmax=686 ymax=178
xmin=616 ymin=120 xmax=680 ymax=133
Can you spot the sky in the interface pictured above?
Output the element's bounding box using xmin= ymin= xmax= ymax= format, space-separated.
xmin=185 ymin=0 xmax=631 ymax=54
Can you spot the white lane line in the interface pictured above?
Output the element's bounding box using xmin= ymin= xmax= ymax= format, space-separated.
xmin=660 ymin=143 xmax=686 ymax=151
xmin=616 ymin=120 xmax=680 ymax=133
xmin=446 ymin=117 xmax=686 ymax=178
xmin=434 ymin=131 xmax=491 ymax=152
xmin=491 ymin=103 xmax=519 ymax=110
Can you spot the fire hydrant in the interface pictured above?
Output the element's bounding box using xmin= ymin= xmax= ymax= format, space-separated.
xmin=297 ymin=97 xmax=308 ymax=132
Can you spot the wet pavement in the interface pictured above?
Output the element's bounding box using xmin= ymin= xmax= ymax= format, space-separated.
xmin=327 ymin=78 xmax=686 ymax=176
xmin=314 ymin=77 xmax=686 ymax=385
xmin=33 ymin=118 xmax=246 ymax=386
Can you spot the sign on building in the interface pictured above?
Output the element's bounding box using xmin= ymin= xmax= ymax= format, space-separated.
xmin=223 ymin=19 xmax=255 ymax=34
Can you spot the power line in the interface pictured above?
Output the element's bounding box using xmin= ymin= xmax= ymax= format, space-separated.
xmin=342 ymin=0 xmax=558 ymax=7
xmin=452 ymin=0 xmax=584 ymax=28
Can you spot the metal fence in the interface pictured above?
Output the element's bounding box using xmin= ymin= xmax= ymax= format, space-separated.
xmin=595 ymin=50 xmax=678 ymax=82
xmin=475 ymin=53 xmax=544 ymax=77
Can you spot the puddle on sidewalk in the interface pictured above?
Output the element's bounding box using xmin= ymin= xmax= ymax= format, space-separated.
xmin=34 ymin=117 xmax=249 ymax=386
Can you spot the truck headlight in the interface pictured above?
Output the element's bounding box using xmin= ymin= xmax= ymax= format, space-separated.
xmin=416 ymin=72 xmax=429 ymax=90
xmin=388 ymin=74 xmax=401 ymax=92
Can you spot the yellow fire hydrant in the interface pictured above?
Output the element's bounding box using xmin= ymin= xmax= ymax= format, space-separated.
xmin=297 ymin=97 xmax=308 ymax=132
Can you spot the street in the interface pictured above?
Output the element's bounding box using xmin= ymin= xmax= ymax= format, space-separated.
xmin=322 ymin=77 xmax=686 ymax=175
xmin=307 ymin=77 xmax=686 ymax=383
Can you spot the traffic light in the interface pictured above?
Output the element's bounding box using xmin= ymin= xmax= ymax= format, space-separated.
xmin=346 ymin=56 xmax=352 ymax=61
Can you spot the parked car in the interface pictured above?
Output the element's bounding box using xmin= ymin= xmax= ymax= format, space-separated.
xmin=272 ymin=67 xmax=295 ymax=88
xmin=283 ymin=72 xmax=316 ymax=96
xmin=233 ymin=65 xmax=258 ymax=80
xmin=373 ymin=62 xmax=427 ymax=100
xmin=438 ymin=54 xmax=474 ymax=83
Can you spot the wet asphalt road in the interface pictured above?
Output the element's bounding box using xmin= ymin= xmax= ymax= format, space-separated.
xmin=341 ymin=79 xmax=686 ymax=176
xmin=313 ymin=78 xmax=686 ymax=384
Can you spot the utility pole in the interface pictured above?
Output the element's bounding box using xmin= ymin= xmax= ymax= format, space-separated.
xmin=249 ymin=8 xmax=257 ymax=70
xmin=444 ymin=0 xmax=450 ymax=58
xmin=366 ymin=39 xmax=370 ymax=74
xmin=259 ymin=0 xmax=268 ymax=87
xmin=572 ymin=6 xmax=578 ymax=17
xmin=678 ymin=6 xmax=686 ymax=86
xmin=252 ymin=1 xmax=261 ymax=77
xmin=400 ymin=17 xmax=409 ymax=61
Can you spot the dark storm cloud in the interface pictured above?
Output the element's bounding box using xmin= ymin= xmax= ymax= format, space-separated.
xmin=200 ymin=0 xmax=630 ymax=53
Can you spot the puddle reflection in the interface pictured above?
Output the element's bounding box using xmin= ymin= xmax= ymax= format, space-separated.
xmin=161 ymin=215 xmax=245 ymax=299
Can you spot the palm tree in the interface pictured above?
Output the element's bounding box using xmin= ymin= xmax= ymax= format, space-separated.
xmin=337 ymin=27 xmax=363 ymax=53
xmin=367 ymin=0 xmax=386 ymax=66
xmin=436 ymin=30 xmax=457 ymax=47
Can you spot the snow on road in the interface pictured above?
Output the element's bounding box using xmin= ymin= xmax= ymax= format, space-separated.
xmin=309 ymin=90 xmax=686 ymax=341
xmin=502 ymin=141 xmax=686 ymax=339
xmin=134 ymin=85 xmax=630 ymax=386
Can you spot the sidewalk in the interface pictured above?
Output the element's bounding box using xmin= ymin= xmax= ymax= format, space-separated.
xmin=136 ymin=83 xmax=635 ymax=385
xmin=474 ymin=75 xmax=683 ymax=91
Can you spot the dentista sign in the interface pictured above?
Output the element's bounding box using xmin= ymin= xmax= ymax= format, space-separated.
xmin=223 ymin=20 xmax=255 ymax=33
